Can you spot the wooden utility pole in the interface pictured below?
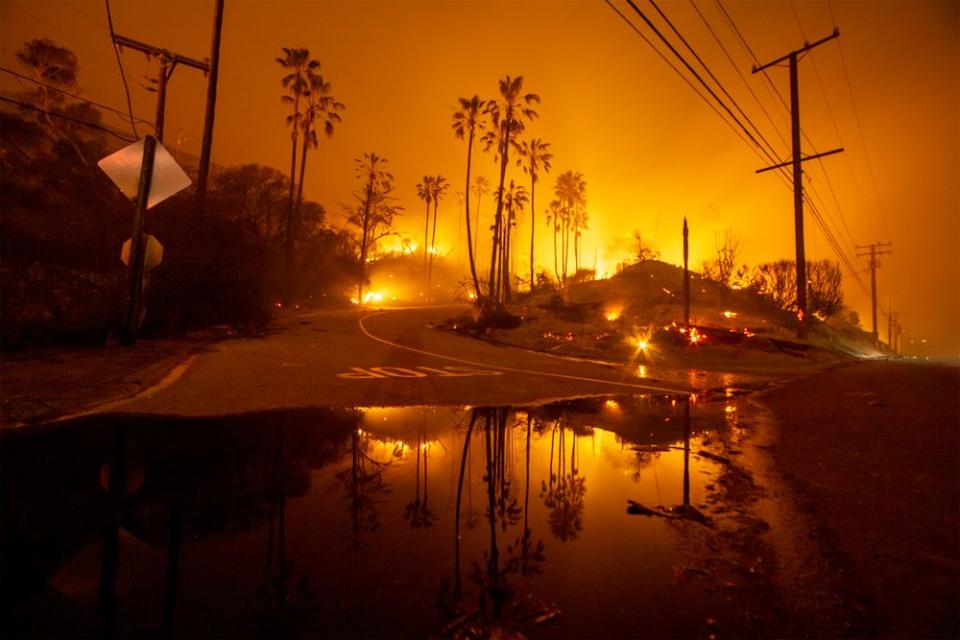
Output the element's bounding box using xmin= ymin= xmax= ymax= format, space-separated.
xmin=112 ymin=34 xmax=211 ymax=142
xmin=754 ymin=29 xmax=843 ymax=340
xmin=195 ymin=0 xmax=225 ymax=211
xmin=682 ymin=217 xmax=690 ymax=331
xmin=856 ymin=241 xmax=892 ymax=347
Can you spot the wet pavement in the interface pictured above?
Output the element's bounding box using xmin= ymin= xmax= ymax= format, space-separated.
xmin=2 ymin=391 xmax=758 ymax=638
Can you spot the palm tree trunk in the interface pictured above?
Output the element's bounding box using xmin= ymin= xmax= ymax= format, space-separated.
xmin=553 ymin=220 xmax=560 ymax=285
xmin=488 ymin=124 xmax=511 ymax=304
xmin=529 ymin=179 xmax=536 ymax=293
xmin=428 ymin=200 xmax=439 ymax=302
xmin=422 ymin=200 xmax=430 ymax=300
xmin=357 ymin=171 xmax=375 ymax=303
xmin=474 ymin=193 xmax=482 ymax=271
xmin=293 ymin=131 xmax=310 ymax=249
xmin=464 ymin=131 xmax=481 ymax=301
xmin=284 ymin=96 xmax=301 ymax=306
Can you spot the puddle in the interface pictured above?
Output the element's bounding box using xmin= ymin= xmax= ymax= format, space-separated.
xmin=2 ymin=394 xmax=748 ymax=638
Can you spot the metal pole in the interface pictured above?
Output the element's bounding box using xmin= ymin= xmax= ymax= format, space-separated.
xmin=195 ymin=0 xmax=225 ymax=212
xmin=790 ymin=53 xmax=808 ymax=339
xmin=120 ymin=135 xmax=157 ymax=345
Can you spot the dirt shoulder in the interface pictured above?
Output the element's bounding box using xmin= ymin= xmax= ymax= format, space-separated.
xmin=758 ymin=360 xmax=959 ymax=638
xmin=0 ymin=335 xmax=214 ymax=428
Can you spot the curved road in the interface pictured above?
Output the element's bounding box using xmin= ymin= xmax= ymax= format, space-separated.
xmin=91 ymin=305 xmax=691 ymax=417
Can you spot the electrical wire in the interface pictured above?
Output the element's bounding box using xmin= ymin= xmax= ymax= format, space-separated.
xmin=0 ymin=95 xmax=136 ymax=142
xmin=104 ymin=0 xmax=139 ymax=138
xmin=0 ymin=67 xmax=153 ymax=127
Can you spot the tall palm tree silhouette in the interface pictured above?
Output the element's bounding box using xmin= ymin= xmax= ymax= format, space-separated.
xmin=415 ymin=176 xmax=434 ymax=297
xmin=294 ymin=73 xmax=344 ymax=223
xmin=517 ymin=139 xmax=552 ymax=292
xmin=496 ymin=181 xmax=528 ymax=302
xmin=481 ymin=76 xmax=539 ymax=304
xmin=277 ymin=47 xmax=320 ymax=304
xmin=427 ymin=175 xmax=449 ymax=302
xmin=452 ymin=96 xmax=490 ymax=302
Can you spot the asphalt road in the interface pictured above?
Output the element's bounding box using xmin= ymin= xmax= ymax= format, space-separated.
xmin=83 ymin=305 xmax=693 ymax=417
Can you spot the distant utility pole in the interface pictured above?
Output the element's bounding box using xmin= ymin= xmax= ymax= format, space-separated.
xmin=112 ymin=34 xmax=210 ymax=143
xmin=682 ymin=217 xmax=690 ymax=331
xmin=856 ymin=241 xmax=893 ymax=346
xmin=195 ymin=0 xmax=225 ymax=212
xmin=754 ymin=28 xmax=843 ymax=340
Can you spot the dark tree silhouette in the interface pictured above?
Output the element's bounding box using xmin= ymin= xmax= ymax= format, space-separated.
xmin=516 ymin=138 xmax=552 ymax=293
xmin=453 ymin=96 xmax=491 ymax=302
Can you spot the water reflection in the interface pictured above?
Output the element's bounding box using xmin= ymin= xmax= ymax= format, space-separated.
xmin=2 ymin=396 xmax=736 ymax=638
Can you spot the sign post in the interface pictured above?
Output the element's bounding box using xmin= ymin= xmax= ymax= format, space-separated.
xmin=99 ymin=136 xmax=190 ymax=345
xmin=121 ymin=135 xmax=157 ymax=344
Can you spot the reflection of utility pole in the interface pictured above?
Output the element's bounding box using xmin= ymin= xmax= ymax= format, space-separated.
xmin=855 ymin=241 xmax=893 ymax=347
xmin=754 ymin=29 xmax=843 ymax=340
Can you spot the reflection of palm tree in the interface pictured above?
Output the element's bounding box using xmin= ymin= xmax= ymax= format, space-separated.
xmin=454 ymin=414 xmax=477 ymax=597
xmin=540 ymin=421 xmax=586 ymax=541
xmin=404 ymin=426 xmax=437 ymax=529
xmin=336 ymin=429 xmax=392 ymax=551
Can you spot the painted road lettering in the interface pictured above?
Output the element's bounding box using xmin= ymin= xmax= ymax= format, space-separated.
xmin=337 ymin=365 xmax=503 ymax=379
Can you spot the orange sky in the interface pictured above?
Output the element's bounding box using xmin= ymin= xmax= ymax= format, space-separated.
xmin=2 ymin=0 xmax=957 ymax=356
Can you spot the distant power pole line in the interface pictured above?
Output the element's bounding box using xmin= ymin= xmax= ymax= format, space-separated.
xmin=856 ymin=241 xmax=893 ymax=347
xmin=754 ymin=28 xmax=843 ymax=340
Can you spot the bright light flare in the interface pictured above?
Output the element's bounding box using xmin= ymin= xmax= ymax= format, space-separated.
xmin=722 ymin=310 xmax=738 ymax=319
xmin=688 ymin=328 xmax=705 ymax=345
xmin=363 ymin=291 xmax=384 ymax=304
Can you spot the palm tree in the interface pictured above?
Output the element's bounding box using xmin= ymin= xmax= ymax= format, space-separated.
xmin=427 ymin=175 xmax=449 ymax=301
xmin=546 ymin=200 xmax=562 ymax=286
xmin=352 ymin=152 xmax=393 ymax=302
xmin=516 ymin=138 xmax=553 ymax=292
xmin=471 ymin=176 xmax=491 ymax=270
xmin=452 ymin=96 xmax=490 ymax=302
xmin=294 ymin=74 xmax=344 ymax=222
xmin=553 ymin=171 xmax=586 ymax=286
xmin=277 ymin=47 xmax=320 ymax=304
xmin=481 ymin=76 xmax=539 ymax=304
xmin=415 ymin=176 xmax=435 ymax=289
xmin=496 ymin=181 xmax=528 ymax=301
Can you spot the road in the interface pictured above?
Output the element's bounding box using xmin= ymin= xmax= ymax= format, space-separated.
xmin=82 ymin=305 xmax=693 ymax=418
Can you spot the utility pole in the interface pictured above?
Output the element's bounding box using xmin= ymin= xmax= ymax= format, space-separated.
xmin=112 ymin=34 xmax=211 ymax=142
xmin=682 ymin=217 xmax=690 ymax=331
xmin=754 ymin=28 xmax=843 ymax=340
xmin=195 ymin=0 xmax=225 ymax=212
xmin=856 ymin=241 xmax=893 ymax=347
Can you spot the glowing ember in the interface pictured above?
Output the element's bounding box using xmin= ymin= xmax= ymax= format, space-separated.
xmin=637 ymin=365 xmax=648 ymax=378
xmin=604 ymin=305 xmax=623 ymax=321
xmin=688 ymin=328 xmax=705 ymax=345
xmin=722 ymin=310 xmax=738 ymax=319
xmin=603 ymin=399 xmax=620 ymax=411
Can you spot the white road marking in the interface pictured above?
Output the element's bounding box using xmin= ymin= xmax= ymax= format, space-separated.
xmin=358 ymin=310 xmax=689 ymax=395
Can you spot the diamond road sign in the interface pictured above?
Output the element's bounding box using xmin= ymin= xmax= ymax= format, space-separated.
xmin=98 ymin=138 xmax=191 ymax=209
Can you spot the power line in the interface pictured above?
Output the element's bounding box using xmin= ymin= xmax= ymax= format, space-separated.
xmin=826 ymin=0 xmax=892 ymax=236
xmin=688 ymin=0 xmax=789 ymax=154
xmin=603 ymin=0 xmax=762 ymax=154
xmin=104 ymin=0 xmax=139 ymax=138
xmin=0 ymin=95 xmax=136 ymax=141
xmin=0 ymin=67 xmax=153 ymax=127
xmin=649 ymin=0 xmax=783 ymax=163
